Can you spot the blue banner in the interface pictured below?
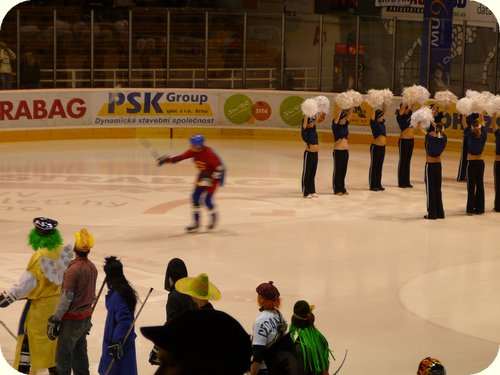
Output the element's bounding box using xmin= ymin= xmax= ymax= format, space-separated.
xmin=420 ymin=0 xmax=454 ymax=95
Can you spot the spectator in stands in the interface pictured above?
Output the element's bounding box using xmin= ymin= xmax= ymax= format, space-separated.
xmin=0 ymin=41 xmax=16 ymax=89
xmin=20 ymin=52 xmax=41 ymax=89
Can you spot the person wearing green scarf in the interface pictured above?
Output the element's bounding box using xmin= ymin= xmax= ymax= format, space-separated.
xmin=289 ymin=300 xmax=334 ymax=375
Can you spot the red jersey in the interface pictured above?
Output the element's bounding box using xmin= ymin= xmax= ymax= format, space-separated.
xmin=170 ymin=146 xmax=222 ymax=175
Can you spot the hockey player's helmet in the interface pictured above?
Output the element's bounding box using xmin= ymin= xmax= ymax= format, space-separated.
xmin=190 ymin=134 xmax=205 ymax=147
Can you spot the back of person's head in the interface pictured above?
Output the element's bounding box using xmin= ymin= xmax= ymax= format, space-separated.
xmin=417 ymin=357 xmax=446 ymax=375
xmin=74 ymin=228 xmax=93 ymax=257
xmin=141 ymin=309 xmax=252 ymax=375
xmin=104 ymin=256 xmax=137 ymax=313
xmin=256 ymin=281 xmax=281 ymax=310
xmin=164 ymin=257 xmax=189 ymax=292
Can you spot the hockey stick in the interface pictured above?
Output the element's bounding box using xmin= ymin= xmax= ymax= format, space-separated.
xmin=92 ymin=277 xmax=107 ymax=313
xmin=332 ymin=349 xmax=348 ymax=375
xmin=0 ymin=320 xmax=16 ymax=340
xmin=104 ymin=287 xmax=154 ymax=375
xmin=139 ymin=138 xmax=162 ymax=160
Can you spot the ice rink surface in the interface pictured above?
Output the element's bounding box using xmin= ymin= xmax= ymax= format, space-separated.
xmin=0 ymin=136 xmax=499 ymax=374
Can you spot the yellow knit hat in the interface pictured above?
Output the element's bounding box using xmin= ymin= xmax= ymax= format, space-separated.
xmin=74 ymin=228 xmax=94 ymax=253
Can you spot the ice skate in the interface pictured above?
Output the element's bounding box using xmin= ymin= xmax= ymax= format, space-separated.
xmin=186 ymin=223 xmax=200 ymax=233
xmin=207 ymin=211 xmax=218 ymax=231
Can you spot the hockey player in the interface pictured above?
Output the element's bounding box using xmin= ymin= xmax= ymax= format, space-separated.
xmin=0 ymin=217 xmax=72 ymax=374
xmin=157 ymin=134 xmax=225 ymax=232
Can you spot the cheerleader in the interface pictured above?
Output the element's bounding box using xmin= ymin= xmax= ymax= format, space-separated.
xmin=301 ymin=114 xmax=319 ymax=198
xmin=300 ymin=97 xmax=329 ymax=198
xmin=491 ymin=113 xmax=500 ymax=212
xmin=398 ymin=85 xmax=430 ymax=188
xmin=369 ymin=106 xmax=387 ymax=191
xmin=463 ymin=113 xmax=487 ymax=215
xmin=424 ymin=122 xmax=447 ymax=219
xmin=396 ymin=102 xmax=415 ymax=188
xmin=332 ymin=104 xmax=353 ymax=195
xmin=365 ymin=89 xmax=392 ymax=192
xmin=456 ymin=126 xmax=468 ymax=182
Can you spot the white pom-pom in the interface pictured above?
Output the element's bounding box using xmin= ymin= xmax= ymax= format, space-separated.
xmin=300 ymin=98 xmax=319 ymax=117
xmin=485 ymin=95 xmax=500 ymax=116
xmin=346 ymin=90 xmax=364 ymax=107
xmin=456 ymin=97 xmax=474 ymax=115
xmin=465 ymin=89 xmax=480 ymax=99
xmin=402 ymin=85 xmax=430 ymax=106
xmin=434 ymin=90 xmax=458 ymax=107
xmin=314 ymin=95 xmax=330 ymax=114
xmin=335 ymin=92 xmax=354 ymax=110
xmin=475 ymin=91 xmax=494 ymax=113
xmin=380 ymin=89 xmax=394 ymax=106
xmin=410 ymin=106 xmax=434 ymax=129
xmin=416 ymin=85 xmax=431 ymax=103
xmin=365 ymin=89 xmax=384 ymax=109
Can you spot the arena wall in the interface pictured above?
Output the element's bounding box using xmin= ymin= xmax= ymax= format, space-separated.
xmin=0 ymin=88 xmax=497 ymax=154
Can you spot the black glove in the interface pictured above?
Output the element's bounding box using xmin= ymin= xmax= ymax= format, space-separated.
xmin=149 ymin=345 xmax=160 ymax=365
xmin=47 ymin=316 xmax=61 ymax=340
xmin=0 ymin=293 xmax=14 ymax=308
xmin=107 ymin=341 xmax=123 ymax=361
xmin=156 ymin=155 xmax=171 ymax=166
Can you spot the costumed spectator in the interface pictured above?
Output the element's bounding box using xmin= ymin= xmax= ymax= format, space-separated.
xmin=157 ymin=134 xmax=225 ymax=232
xmin=98 ymin=256 xmax=138 ymax=375
xmin=0 ymin=217 xmax=72 ymax=374
xmin=365 ymin=89 xmax=393 ymax=192
xmin=411 ymin=106 xmax=447 ymax=220
xmin=175 ymin=272 xmax=220 ymax=310
xmin=332 ymin=90 xmax=362 ymax=195
xmin=149 ymin=257 xmax=196 ymax=366
xmin=397 ymin=85 xmax=430 ymax=188
xmin=141 ymin=309 xmax=252 ymax=375
xmin=47 ymin=228 xmax=98 ymax=375
xmin=20 ymin=52 xmax=41 ymax=89
xmin=300 ymin=96 xmax=329 ymax=199
xmin=250 ymin=281 xmax=288 ymax=375
xmin=289 ymin=300 xmax=334 ymax=375
xmin=417 ymin=357 xmax=446 ymax=375
xmin=0 ymin=41 xmax=16 ymax=89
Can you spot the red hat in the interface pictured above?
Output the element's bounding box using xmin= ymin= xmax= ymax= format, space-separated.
xmin=256 ymin=281 xmax=280 ymax=299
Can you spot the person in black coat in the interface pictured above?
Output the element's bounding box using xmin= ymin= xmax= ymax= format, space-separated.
xmin=149 ymin=257 xmax=196 ymax=365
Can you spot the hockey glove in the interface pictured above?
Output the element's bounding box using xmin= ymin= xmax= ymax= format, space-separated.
xmin=0 ymin=292 xmax=14 ymax=308
xmin=47 ymin=316 xmax=61 ymax=340
xmin=149 ymin=345 xmax=160 ymax=365
xmin=107 ymin=341 xmax=123 ymax=361
xmin=156 ymin=155 xmax=171 ymax=166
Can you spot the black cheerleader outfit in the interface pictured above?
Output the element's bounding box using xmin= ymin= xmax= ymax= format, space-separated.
xmin=424 ymin=132 xmax=447 ymax=219
xmin=396 ymin=111 xmax=414 ymax=188
xmin=369 ymin=118 xmax=386 ymax=191
xmin=332 ymin=119 xmax=349 ymax=195
xmin=457 ymin=132 xmax=468 ymax=182
xmin=302 ymin=119 xmax=319 ymax=197
xmin=464 ymin=126 xmax=487 ymax=214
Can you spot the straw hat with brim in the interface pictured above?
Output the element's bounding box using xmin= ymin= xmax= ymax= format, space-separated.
xmin=175 ymin=273 xmax=221 ymax=301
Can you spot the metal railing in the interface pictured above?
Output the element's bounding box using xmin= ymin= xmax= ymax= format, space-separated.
xmin=42 ymin=67 xmax=323 ymax=90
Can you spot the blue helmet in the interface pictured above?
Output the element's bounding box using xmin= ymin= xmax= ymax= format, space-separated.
xmin=190 ymin=134 xmax=205 ymax=147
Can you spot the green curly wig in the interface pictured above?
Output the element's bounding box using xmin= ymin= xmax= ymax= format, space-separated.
xmin=28 ymin=228 xmax=63 ymax=251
